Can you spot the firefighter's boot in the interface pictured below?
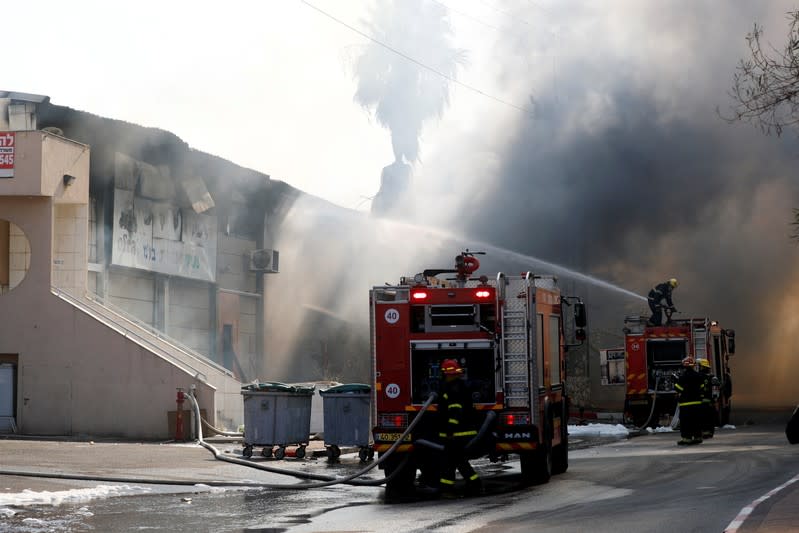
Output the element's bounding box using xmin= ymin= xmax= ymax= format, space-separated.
xmin=677 ymin=438 xmax=693 ymax=446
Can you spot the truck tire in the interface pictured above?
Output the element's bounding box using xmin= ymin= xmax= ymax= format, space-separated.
xmin=384 ymin=455 xmax=416 ymax=497
xmin=521 ymin=436 xmax=552 ymax=485
xmin=552 ymin=401 xmax=569 ymax=475
xmin=534 ymin=439 xmax=553 ymax=485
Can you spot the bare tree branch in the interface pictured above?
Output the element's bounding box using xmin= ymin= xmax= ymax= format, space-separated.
xmin=724 ymin=11 xmax=799 ymax=136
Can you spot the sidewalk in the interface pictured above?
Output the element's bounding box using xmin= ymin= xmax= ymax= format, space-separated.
xmin=0 ymin=436 xmax=360 ymax=495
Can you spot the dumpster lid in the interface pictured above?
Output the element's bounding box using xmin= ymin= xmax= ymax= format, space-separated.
xmin=242 ymin=381 xmax=315 ymax=394
xmin=320 ymin=383 xmax=371 ymax=395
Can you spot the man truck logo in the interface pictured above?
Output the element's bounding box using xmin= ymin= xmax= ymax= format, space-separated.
xmin=384 ymin=308 xmax=400 ymax=324
xmin=504 ymin=432 xmax=531 ymax=439
xmin=385 ymin=383 xmax=400 ymax=398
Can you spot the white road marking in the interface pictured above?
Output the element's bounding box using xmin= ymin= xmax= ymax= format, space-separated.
xmin=724 ymin=472 xmax=799 ymax=532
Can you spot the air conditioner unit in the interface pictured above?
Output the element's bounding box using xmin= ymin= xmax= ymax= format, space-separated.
xmin=248 ymin=249 xmax=279 ymax=273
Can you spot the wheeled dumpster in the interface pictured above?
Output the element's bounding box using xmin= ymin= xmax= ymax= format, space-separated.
xmin=241 ymin=382 xmax=315 ymax=459
xmin=319 ymin=383 xmax=373 ymax=461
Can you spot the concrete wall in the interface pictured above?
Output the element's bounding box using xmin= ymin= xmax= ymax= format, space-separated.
xmin=53 ymin=204 xmax=88 ymax=294
xmin=15 ymin=294 xmax=216 ymax=438
xmin=0 ymin=133 xmax=221 ymax=438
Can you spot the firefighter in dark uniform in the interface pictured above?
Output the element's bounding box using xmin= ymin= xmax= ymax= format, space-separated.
xmin=648 ymin=278 xmax=678 ymax=326
xmin=698 ymin=358 xmax=718 ymax=439
xmin=437 ymin=358 xmax=482 ymax=496
xmin=674 ymin=356 xmax=705 ymax=445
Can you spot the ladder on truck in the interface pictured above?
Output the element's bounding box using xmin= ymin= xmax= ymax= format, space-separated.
xmin=498 ymin=274 xmax=537 ymax=416
xmin=691 ymin=319 xmax=708 ymax=361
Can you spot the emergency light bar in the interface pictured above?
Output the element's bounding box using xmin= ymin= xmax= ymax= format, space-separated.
xmin=411 ymin=290 xmax=428 ymax=300
xmin=475 ymin=290 xmax=491 ymax=298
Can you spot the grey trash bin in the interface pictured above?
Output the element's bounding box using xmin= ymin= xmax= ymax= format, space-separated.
xmin=319 ymin=383 xmax=373 ymax=461
xmin=241 ymin=382 xmax=315 ymax=459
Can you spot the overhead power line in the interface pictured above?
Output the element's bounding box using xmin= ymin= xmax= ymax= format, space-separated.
xmin=298 ymin=0 xmax=534 ymax=117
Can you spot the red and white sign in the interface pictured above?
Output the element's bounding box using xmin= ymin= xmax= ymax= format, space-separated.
xmin=0 ymin=132 xmax=15 ymax=178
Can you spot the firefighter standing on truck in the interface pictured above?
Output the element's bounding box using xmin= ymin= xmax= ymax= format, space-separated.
xmin=647 ymin=278 xmax=678 ymax=326
xmin=437 ymin=358 xmax=482 ymax=496
xmin=698 ymin=359 xmax=718 ymax=439
xmin=674 ymin=356 xmax=705 ymax=445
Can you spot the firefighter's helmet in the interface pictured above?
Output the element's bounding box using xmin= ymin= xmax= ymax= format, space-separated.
xmin=698 ymin=358 xmax=711 ymax=369
xmin=669 ymin=278 xmax=679 ymax=288
xmin=441 ymin=359 xmax=464 ymax=376
xmin=682 ymin=356 xmax=695 ymax=367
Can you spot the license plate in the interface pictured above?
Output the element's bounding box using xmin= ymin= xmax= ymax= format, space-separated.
xmin=376 ymin=432 xmax=410 ymax=442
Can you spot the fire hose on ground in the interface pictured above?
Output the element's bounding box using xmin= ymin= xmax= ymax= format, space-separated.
xmin=185 ymin=389 xmax=437 ymax=489
xmin=0 ymin=391 xmax=498 ymax=491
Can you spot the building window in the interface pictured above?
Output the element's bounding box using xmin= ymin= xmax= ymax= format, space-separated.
xmin=601 ymin=348 xmax=626 ymax=385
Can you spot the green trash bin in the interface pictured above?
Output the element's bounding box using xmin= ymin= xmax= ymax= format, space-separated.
xmin=319 ymin=383 xmax=373 ymax=461
xmin=241 ymin=382 xmax=315 ymax=459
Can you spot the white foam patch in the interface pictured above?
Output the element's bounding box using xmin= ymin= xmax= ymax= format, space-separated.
xmin=568 ymin=423 xmax=630 ymax=437
xmin=0 ymin=485 xmax=153 ymax=507
xmin=646 ymin=426 xmax=675 ymax=433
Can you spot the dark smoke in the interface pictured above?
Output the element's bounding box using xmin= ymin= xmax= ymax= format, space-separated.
xmin=422 ymin=1 xmax=799 ymax=406
xmin=266 ymin=1 xmax=799 ymax=406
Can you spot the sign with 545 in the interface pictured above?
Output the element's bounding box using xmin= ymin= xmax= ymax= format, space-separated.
xmin=0 ymin=132 xmax=15 ymax=178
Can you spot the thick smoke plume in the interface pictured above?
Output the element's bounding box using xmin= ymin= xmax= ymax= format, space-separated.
xmin=268 ymin=1 xmax=799 ymax=407
xmin=416 ymin=0 xmax=799 ymax=406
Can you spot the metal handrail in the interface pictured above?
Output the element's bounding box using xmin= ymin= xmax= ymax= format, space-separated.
xmin=51 ymin=286 xmax=234 ymax=382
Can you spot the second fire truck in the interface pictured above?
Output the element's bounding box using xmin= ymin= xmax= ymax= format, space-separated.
xmin=369 ymin=252 xmax=587 ymax=495
xmin=622 ymin=311 xmax=736 ymax=428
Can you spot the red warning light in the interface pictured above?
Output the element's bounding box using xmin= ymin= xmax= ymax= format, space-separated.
xmin=475 ymin=290 xmax=491 ymax=298
xmin=412 ymin=291 xmax=428 ymax=300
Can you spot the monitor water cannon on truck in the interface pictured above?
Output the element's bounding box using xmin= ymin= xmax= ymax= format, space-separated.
xmin=369 ymin=251 xmax=587 ymax=496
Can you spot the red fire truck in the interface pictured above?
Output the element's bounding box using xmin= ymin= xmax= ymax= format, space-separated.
xmin=623 ymin=312 xmax=735 ymax=428
xmin=369 ymin=252 xmax=587 ymax=495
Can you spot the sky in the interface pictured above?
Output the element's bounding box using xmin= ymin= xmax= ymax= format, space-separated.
xmin=7 ymin=0 xmax=799 ymax=404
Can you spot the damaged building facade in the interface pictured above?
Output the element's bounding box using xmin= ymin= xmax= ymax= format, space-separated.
xmin=0 ymin=91 xmax=293 ymax=438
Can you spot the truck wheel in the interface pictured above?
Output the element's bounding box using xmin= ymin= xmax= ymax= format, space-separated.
xmin=536 ymin=438 xmax=553 ymax=484
xmin=520 ymin=438 xmax=552 ymax=486
xmin=243 ymin=445 xmax=253 ymax=459
xmin=296 ymin=445 xmax=306 ymax=459
xmin=552 ymin=405 xmax=569 ymax=475
xmin=384 ymin=456 xmax=416 ymax=497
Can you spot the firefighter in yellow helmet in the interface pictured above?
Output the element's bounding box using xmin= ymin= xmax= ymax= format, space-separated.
xmin=698 ymin=358 xmax=719 ymax=439
xmin=674 ymin=356 xmax=705 ymax=445
xmin=437 ymin=358 xmax=482 ymax=496
xmin=647 ymin=278 xmax=678 ymax=326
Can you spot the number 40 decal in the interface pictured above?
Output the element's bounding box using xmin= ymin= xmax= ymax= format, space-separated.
xmin=385 ymin=383 xmax=400 ymax=398
xmin=384 ymin=308 xmax=399 ymax=324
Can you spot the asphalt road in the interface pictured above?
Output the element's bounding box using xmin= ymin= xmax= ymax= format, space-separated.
xmin=0 ymin=411 xmax=797 ymax=532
